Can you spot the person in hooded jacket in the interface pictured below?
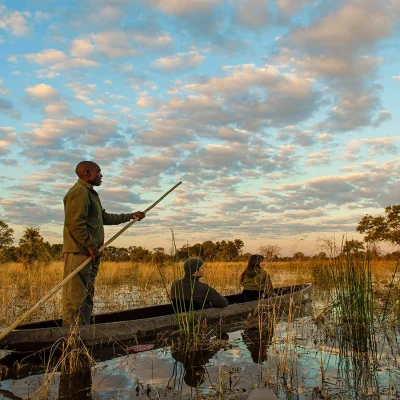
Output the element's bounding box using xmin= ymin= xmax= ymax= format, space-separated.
xmin=170 ymin=257 xmax=228 ymax=311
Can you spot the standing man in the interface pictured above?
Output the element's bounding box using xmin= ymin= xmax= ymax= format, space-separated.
xmin=62 ymin=161 xmax=145 ymax=326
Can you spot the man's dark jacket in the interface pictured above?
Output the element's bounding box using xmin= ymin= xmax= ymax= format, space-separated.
xmin=170 ymin=276 xmax=228 ymax=309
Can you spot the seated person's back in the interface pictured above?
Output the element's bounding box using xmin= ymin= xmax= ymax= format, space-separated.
xmin=171 ymin=258 xmax=228 ymax=310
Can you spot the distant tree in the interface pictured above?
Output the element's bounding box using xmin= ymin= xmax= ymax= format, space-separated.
xmin=259 ymin=244 xmax=281 ymax=261
xmin=357 ymin=205 xmax=400 ymax=246
xmin=342 ymin=239 xmax=365 ymax=254
xmin=152 ymin=247 xmax=167 ymax=266
xmin=293 ymin=252 xmax=305 ymax=260
xmin=129 ymin=246 xmax=151 ymax=262
xmin=316 ymin=252 xmax=327 ymax=260
xmin=50 ymin=243 xmax=63 ymax=261
xmin=0 ymin=221 xmax=14 ymax=263
xmin=18 ymin=227 xmax=51 ymax=266
xmin=201 ymin=241 xmax=218 ymax=260
xmin=234 ymin=239 xmax=244 ymax=255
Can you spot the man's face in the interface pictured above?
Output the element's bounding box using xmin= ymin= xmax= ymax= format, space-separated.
xmin=86 ymin=164 xmax=102 ymax=186
xmin=193 ymin=265 xmax=205 ymax=277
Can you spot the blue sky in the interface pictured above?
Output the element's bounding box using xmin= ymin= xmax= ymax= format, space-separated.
xmin=0 ymin=0 xmax=399 ymax=255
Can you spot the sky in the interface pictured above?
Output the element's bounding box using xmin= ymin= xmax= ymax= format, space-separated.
xmin=0 ymin=0 xmax=400 ymax=256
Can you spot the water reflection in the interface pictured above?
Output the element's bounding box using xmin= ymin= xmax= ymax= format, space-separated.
xmin=241 ymin=324 xmax=275 ymax=363
xmin=58 ymin=351 xmax=92 ymax=399
xmin=335 ymin=322 xmax=379 ymax=395
xmin=169 ymin=335 xmax=229 ymax=389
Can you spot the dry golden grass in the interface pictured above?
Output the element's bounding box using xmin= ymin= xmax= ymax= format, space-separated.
xmin=0 ymin=258 xmax=398 ymax=327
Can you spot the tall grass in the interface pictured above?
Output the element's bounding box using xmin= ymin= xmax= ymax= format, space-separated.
xmin=0 ymin=256 xmax=397 ymax=327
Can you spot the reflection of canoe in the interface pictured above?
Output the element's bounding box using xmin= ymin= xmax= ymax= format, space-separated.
xmin=0 ymin=283 xmax=312 ymax=352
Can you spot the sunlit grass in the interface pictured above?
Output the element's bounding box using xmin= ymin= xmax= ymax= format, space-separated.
xmin=0 ymin=258 xmax=398 ymax=327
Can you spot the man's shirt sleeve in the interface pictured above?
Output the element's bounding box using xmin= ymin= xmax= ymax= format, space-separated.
xmin=102 ymin=209 xmax=132 ymax=225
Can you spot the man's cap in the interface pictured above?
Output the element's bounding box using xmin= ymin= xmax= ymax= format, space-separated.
xmin=184 ymin=257 xmax=204 ymax=276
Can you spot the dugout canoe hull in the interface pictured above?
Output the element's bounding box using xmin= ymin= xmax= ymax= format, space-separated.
xmin=0 ymin=283 xmax=312 ymax=352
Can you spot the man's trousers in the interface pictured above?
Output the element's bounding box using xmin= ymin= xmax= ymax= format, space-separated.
xmin=62 ymin=253 xmax=100 ymax=326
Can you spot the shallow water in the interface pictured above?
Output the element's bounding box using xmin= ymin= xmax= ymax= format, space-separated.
xmin=1 ymin=290 xmax=400 ymax=399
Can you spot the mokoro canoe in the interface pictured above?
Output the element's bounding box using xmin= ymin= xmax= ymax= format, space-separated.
xmin=0 ymin=283 xmax=312 ymax=352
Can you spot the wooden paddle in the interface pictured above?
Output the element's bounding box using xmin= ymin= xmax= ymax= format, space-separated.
xmin=0 ymin=181 xmax=182 ymax=341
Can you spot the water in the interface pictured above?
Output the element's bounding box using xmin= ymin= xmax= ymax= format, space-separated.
xmin=1 ymin=296 xmax=400 ymax=399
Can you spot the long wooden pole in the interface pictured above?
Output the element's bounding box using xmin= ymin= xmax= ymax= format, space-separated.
xmin=0 ymin=181 xmax=182 ymax=341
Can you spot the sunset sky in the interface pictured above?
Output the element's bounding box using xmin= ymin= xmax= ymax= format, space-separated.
xmin=1 ymin=0 xmax=399 ymax=255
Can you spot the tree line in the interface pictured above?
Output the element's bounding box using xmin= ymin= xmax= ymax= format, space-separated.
xmin=0 ymin=221 xmax=249 ymax=265
xmin=1 ymin=205 xmax=400 ymax=265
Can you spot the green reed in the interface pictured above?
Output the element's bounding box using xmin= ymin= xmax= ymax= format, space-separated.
xmin=156 ymin=230 xmax=213 ymax=348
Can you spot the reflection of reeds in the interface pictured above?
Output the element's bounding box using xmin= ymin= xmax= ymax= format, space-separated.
xmin=31 ymin=323 xmax=94 ymax=399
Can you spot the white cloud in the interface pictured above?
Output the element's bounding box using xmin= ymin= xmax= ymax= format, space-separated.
xmin=36 ymin=69 xmax=60 ymax=79
xmin=25 ymin=83 xmax=58 ymax=99
xmin=70 ymin=38 xmax=95 ymax=57
xmin=185 ymin=64 xmax=314 ymax=98
xmin=152 ymin=50 xmax=205 ymax=70
xmin=132 ymin=32 xmax=173 ymax=47
xmin=0 ymin=4 xmax=31 ymax=37
xmin=104 ymin=80 xmax=112 ymax=85
xmin=25 ymin=84 xmax=70 ymax=118
xmin=291 ymin=1 xmax=398 ymax=55
xmin=234 ymin=0 xmax=271 ymax=28
xmin=83 ymin=31 xmax=138 ymax=58
xmin=393 ymin=75 xmax=400 ymax=81
xmin=145 ymin=0 xmax=221 ymax=14
xmin=25 ymin=48 xmax=98 ymax=71
xmin=276 ymin=0 xmax=312 ymax=16
xmin=50 ymin=58 xmax=98 ymax=71
xmin=136 ymin=92 xmax=155 ymax=108
xmin=22 ymin=116 xmax=119 ymax=150
xmin=25 ymin=48 xmax=68 ymax=65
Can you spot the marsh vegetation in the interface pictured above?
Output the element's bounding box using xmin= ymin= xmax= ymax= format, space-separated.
xmin=1 ymin=252 xmax=400 ymax=399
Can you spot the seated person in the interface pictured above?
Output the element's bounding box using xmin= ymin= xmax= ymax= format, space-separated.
xmin=240 ymin=254 xmax=274 ymax=302
xmin=171 ymin=258 xmax=228 ymax=311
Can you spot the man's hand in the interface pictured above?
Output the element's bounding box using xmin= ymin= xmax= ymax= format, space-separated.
xmin=132 ymin=211 xmax=145 ymax=221
xmin=89 ymin=248 xmax=101 ymax=260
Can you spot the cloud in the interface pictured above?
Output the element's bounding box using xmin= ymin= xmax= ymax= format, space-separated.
xmin=74 ymin=31 xmax=138 ymax=59
xmin=152 ymin=50 xmax=205 ymax=71
xmin=290 ymin=1 xmax=398 ymax=56
xmin=25 ymin=48 xmax=68 ymax=64
xmin=0 ymin=4 xmax=31 ymax=37
xmin=25 ymin=83 xmax=58 ymax=99
xmin=132 ymin=31 xmax=173 ymax=47
xmin=186 ymin=64 xmax=315 ymax=98
xmin=144 ymin=0 xmax=222 ymax=15
xmin=36 ymin=69 xmax=60 ymax=79
xmin=0 ymin=126 xmax=18 ymax=156
xmin=70 ymin=38 xmax=95 ymax=58
xmin=393 ymin=75 xmax=400 ymax=81
xmin=25 ymin=48 xmax=98 ymax=70
xmin=136 ymin=92 xmax=155 ymax=108
xmin=345 ymin=137 xmax=400 ymax=159
xmin=233 ymin=0 xmax=271 ymax=28
xmin=305 ymin=150 xmax=332 ymax=166
xmin=276 ymin=0 xmax=312 ymax=16
xmin=21 ymin=116 xmax=119 ymax=152
xmin=0 ymin=96 xmax=19 ymax=119
xmin=25 ymin=83 xmax=70 ymax=118
xmin=276 ymin=127 xmax=316 ymax=147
